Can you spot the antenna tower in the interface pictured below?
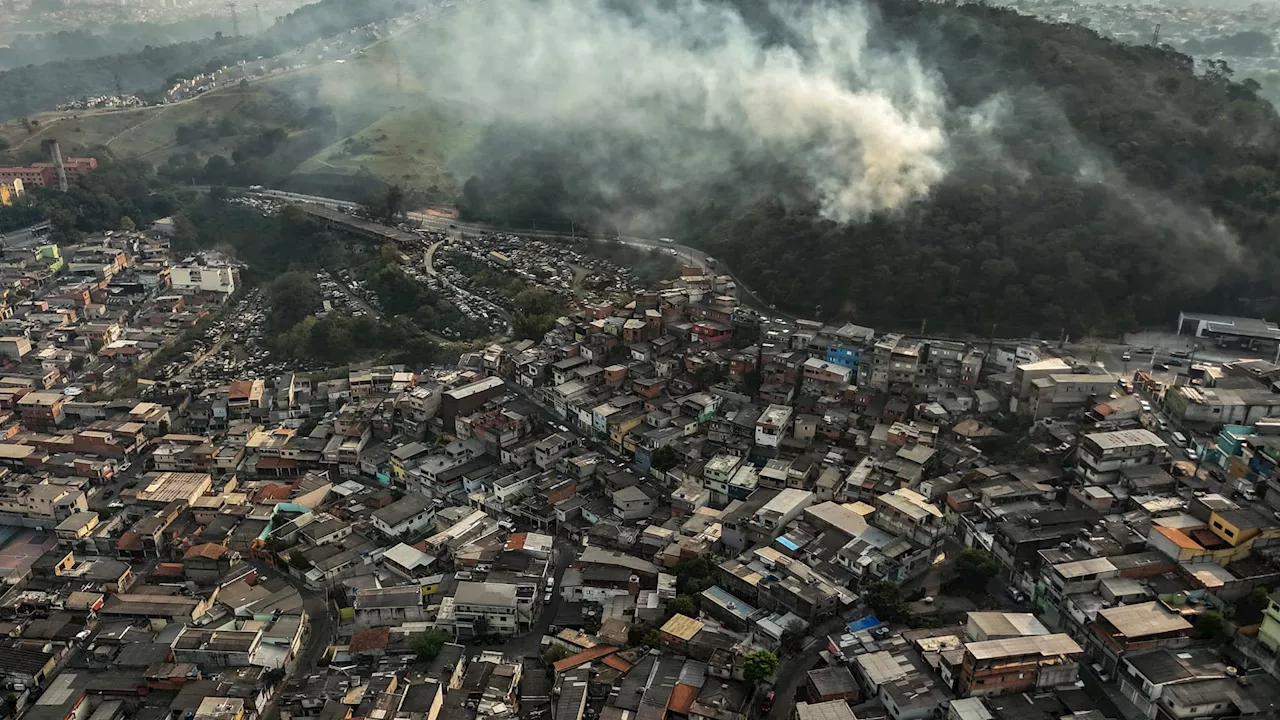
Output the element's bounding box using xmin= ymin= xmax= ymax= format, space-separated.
xmin=255 ymin=1 xmax=263 ymax=33
xmin=114 ymin=71 xmax=123 ymax=100
xmin=1151 ymin=23 xmax=1161 ymax=46
xmin=226 ymin=2 xmax=240 ymax=36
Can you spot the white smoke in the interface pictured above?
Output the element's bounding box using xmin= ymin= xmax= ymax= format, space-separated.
xmin=414 ymin=0 xmax=951 ymax=221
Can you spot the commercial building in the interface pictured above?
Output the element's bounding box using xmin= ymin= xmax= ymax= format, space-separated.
xmin=0 ymin=157 xmax=97 ymax=189
xmin=170 ymin=262 xmax=239 ymax=296
xmin=1076 ymin=429 xmax=1167 ymax=484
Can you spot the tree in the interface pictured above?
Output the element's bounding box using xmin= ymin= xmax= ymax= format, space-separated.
xmin=472 ymin=615 xmax=490 ymax=639
xmin=672 ymin=555 xmax=718 ymax=596
xmin=779 ymin=619 xmax=806 ymax=654
xmin=542 ymin=644 xmax=572 ymax=666
xmin=640 ymin=629 xmax=662 ymax=648
xmin=667 ymin=595 xmax=697 ymax=618
xmin=118 ymin=215 xmax=136 ymax=232
xmin=1195 ymin=611 xmax=1224 ymax=639
xmin=864 ymin=581 xmax=908 ymax=623
xmin=743 ymin=650 xmax=778 ymax=683
xmin=650 ymin=446 xmax=682 ymax=473
xmin=950 ymin=548 xmax=999 ymax=598
xmin=412 ymin=629 xmax=452 ymax=661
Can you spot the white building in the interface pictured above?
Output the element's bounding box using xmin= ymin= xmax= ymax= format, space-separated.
xmin=755 ymin=404 xmax=793 ymax=448
xmin=371 ymin=494 xmax=436 ymax=538
xmin=453 ymin=581 xmax=519 ymax=637
xmin=170 ymin=262 xmax=238 ymax=296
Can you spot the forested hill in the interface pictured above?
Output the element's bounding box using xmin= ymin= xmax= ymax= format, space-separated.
xmin=0 ymin=0 xmax=427 ymax=121
xmin=459 ymin=0 xmax=1280 ymax=338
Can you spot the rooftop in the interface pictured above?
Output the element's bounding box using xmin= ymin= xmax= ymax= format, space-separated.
xmin=1099 ymin=601 xmax=1193 ymax=638
xmin=965 ymin=633 xmax=1082 ymax=660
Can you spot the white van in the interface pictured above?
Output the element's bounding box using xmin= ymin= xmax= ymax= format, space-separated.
xmin=1172 ymin=432 xmax=1188 ymax=447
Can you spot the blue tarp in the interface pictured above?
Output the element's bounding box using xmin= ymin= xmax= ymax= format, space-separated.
xmin=848 ymin=615 xmax=881 ymax=632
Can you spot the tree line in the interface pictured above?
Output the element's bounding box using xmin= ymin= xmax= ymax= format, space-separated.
xmin=456 ymin=0 xmax=1280 ymax=338
xmin=0 ymin=0 xmax=431 ymax=121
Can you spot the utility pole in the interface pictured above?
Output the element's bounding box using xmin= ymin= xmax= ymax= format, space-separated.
xmin=226 ymin=2 xmax=240 ymax=36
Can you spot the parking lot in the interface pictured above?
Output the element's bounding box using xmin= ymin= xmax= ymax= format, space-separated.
xmin=441 ymin=232 xmax=642 ymax=303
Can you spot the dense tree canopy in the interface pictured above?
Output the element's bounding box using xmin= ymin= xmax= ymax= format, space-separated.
xmin=458 ymin=0 xmax=1280 ymax=337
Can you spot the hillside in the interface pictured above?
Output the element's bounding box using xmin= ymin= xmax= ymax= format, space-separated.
xmin=452 ymin=0 xmax=1280 ymax=337
xmin=0 ymin=0 xmax=431 ymax=122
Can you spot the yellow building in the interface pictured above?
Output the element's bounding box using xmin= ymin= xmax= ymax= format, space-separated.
xmin=0 ymin=179 xmax=23 ymax=206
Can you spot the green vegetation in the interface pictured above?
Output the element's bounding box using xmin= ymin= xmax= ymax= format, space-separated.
xmin=640 ymin=629 xmax=662 ymax=648
xmin=442 ymin=251 xmax=527 ymax=299
xmin=262 ymin=268 xmax=441 ymax=367
xmin=298 ymin=104 xmax=482 ymax=204
xmin=511 ymin=287 xmax=564 ymax=341
xmin=742 ymin=650 xmax=778 ymax=683
xmin=0 ymin=0 xmax=433 ymax=122
xmin=453 ymin=0 xmax=1280 ymax=336
xmin=580 ymin=239 xmax=681 ymax=287
xmin=779 ymin=620 xmax=806 ymax=654
xmin=440 ymin=251 xmax=564 ymax=339
xmin=948 ymin=549 xmax=999 ymax=599
xmin=666 ymin=595 xmax=698 ymax=618
xmin=650 ymin=446 xmax=682 ymax=473
xmin=411 ymin=629 xmax=453 ymax=661
xmin=671 ymin=555 xmax=719 ymax=597
xmin=0 ymin=152 xmax=176 ymax=241
xmin=863 ymin=580 xmax=908 ymax=623
xmin=541 ymin=644 xmax=572 ymax=666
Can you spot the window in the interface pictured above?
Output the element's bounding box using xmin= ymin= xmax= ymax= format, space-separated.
xmin=1224 ymin=528 xmax=1235 ymax=537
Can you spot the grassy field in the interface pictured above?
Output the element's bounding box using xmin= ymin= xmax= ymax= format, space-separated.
xmin=0 ymin=20 xmax=485 ymax=203
xmin=0 ymin=91 xmax=264 ymax=164
xmin=295 ymin=102 xmax=482 ymax=199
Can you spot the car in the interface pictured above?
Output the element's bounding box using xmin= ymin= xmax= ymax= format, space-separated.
xmin=1121 ymin=352 xmax=1131 ymax=361
xmin=1154 ymin=363 xmax=1169 ymax=371
xmin=543 ymin=592 xmax=554 ymax=605
xmin=1171 ymin=350 xmax=1192 ymax=359
xmin=1167 ymin=359 xmax=1183 ymax=366
xmin=761 ymin=692 xmax=775 ymax=713
xmin=1137 ymin=346 xmax=1154 ymax=353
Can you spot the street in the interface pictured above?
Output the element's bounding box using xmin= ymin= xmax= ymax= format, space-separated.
xmin=251 ymin=559 xmax=334 ymax=720
xmin=471 ymin=535 xmax=576 ymax=659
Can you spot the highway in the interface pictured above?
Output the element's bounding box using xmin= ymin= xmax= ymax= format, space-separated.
xmin=246 ymin=188 xmax=790 ymax=319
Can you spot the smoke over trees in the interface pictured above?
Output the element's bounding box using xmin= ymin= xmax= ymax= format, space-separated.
xmin=442 ymin=0 xmax=1280 ymax=335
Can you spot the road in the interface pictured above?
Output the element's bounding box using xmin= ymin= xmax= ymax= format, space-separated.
xmin=474 ymin=536 xmax=575 ymax=659
xmin=252 ymin=559 xmax=334 ymax=720
xmin=248 ymin=188 xmax=789 ymax=320
xmin=764 ymin=613 xmax=857 ymax=720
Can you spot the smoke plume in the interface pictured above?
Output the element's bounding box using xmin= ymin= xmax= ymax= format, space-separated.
xmin=412 ymin=0 xmax=951 ymax=222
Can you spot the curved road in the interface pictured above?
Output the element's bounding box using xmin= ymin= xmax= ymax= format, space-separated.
xmin=247 ymin=187 xmax=790 ymax=320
